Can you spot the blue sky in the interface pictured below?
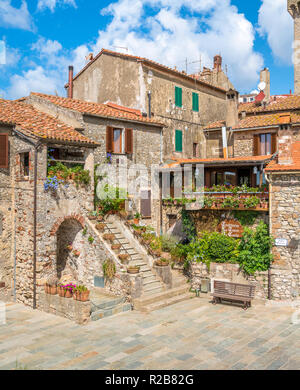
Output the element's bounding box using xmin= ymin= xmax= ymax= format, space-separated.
xmin=0 ymin=0 xmax=295 ymax=99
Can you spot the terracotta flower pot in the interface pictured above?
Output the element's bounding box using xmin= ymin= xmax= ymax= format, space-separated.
xmin=133 ymin=219 xmax=140 ymax=225
xmin=58 ymin=286 xmax=72 ymax=298
xmin=47 ymin=285 xmax=57 ymax=295
xmin=73 ymin=290 xmax=90 ymax=302
xmin=127 ymin=267 xmax=140 ymax=274
xmin=96 ymin=223 xmax=105 ymax=232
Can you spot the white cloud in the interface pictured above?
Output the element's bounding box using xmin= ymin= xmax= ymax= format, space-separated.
xmin=92 ymin=0 xmax=263 ymax=91
xmin=37 ymin=0 xmax=77 ymax=12
xmin=0 ymin=0 xmax=34 ymax=31
xmin=5 ymin=37 xmax=89 ymax=99
xmin=258 ymin=0 xmax=293 ymax=64
xmin=6 ymin=0 xmax=266 ymax=99
xmin=7 ymin=66 xmax=61 ymax=98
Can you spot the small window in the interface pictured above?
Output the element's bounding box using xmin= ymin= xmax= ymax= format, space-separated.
xmin=192 ymin=92 xmax=199 ymax=112
xmin=0 ymin=134 xmax=8 ymax=169
xmin=20 ymin=152 xmax=30 ymax=178
xmin=175 ymin=130 xmax=183 ymax=152
xmin=193 ymin=143 xmax=199 ymax=158
xmin=113 ymin=129 xmax=123 ymax=154
xmin=175 ymin=86 xmax=182 ymax=107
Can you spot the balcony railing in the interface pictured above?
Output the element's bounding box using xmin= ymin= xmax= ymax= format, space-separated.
xmin=162 ymin=186 xmax=269 ymax=211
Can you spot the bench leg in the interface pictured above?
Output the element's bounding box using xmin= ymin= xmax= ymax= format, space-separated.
xmin=243 ymin=302 xmax=249 ymax=310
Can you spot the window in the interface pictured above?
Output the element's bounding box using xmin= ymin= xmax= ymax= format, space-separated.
xmin=192 ymin=93 xmax=199 ymax=112
xmin=193 ymin=143 xmax=199 ymax=158
xmin=0 ymin=134 xmax=8 ymax=169
xmin=106 ymin=127 xmax=133 ymax=155
xmin=175 ymin=130 xmax=183 ymax=152
xmin=20 ymin=152 xmax=30 ymax=178
xmin=140 ymin=190 xmax=151 ymax=218
xmin=253 ymin=133 xmax=276 ymax=156
xmin=175 ymin=86 xmax=182 ymax=107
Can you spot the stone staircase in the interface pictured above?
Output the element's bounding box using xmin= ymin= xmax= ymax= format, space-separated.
xmin=88 ymin=215 xmax=194 ymax=312
xmin=90 ymin=289 xmax=132 ymax=321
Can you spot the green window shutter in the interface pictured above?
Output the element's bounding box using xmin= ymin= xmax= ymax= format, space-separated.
xmin=175 ymin=130 xmax=183 ymax=152
xmin=175 ymin=86 xmax=182 ymax=107
xmin=192 ymin=92 xmax=199 ymax=112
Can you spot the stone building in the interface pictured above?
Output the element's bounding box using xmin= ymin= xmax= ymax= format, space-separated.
xmin=0 ymin=98 xmax=110 ymax=307
xmin=65 ymin=49 xmax=231 ymax=160
xmin=22 ymin=92 xmax=164 ymax=227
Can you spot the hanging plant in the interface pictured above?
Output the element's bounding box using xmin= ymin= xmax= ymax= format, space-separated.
xmin=103 ymin=259 xmax=116 ymax=280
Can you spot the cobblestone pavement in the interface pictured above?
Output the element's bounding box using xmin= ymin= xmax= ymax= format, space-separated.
xmin=0 ymin=298 xmax=299 ymax=370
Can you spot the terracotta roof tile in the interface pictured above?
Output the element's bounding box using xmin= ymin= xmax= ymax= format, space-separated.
xmin=0 ymin=99 xmax=97 ymax=146
xmin=238 ymin=95 xmax=300 ymax=114
xmin=204 ymin=112 xmax=300 ymax=131
xmin=31 ymin=92 xmax=163 ymax=126
xmin=163 ymin=155 xmax=272 ymax=168
xmin=266 ymin=142 xmax=300 ymax=172
xmin=68 ymin=49 xmax=226 ymax=93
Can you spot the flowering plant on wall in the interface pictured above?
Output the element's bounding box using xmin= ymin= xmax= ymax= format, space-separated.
xmin=44 ymin=176 xmax=64 ymax=192
xmin=105 ymin=153 xmax=112 ymax=164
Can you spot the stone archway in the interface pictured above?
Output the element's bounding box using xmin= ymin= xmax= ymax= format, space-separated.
xmin=56 ymin=218 xmax=83 ymax=280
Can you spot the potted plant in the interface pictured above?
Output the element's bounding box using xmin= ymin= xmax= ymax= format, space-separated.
xmin=58 ymin=283 xmax=76 ymax=298
xmin=45 ymin=276 xmax=58 ymax=295
xmin=96 ymin=223 xmax=106 ymax=232
xmin=73 ymin=250 xmax=80 ymax=257
xmin=66 ymin=243 xmax=73 ymax=252
xmin=133 ymin=212 xmax=141 ymax=224
xmin=127 ymin=265 xmax=140 ymax=274
xmin=89 ymin=211 xmax=98 ymax=221
xmin=111 ymin=244 xmax=122 ymax=253
xmin=73 ymin=285 xmax=90 ymax=302
xmin=155 ymin=258 xmax=170 ymax=267
xmin=103 ymin=233 xmax=115 ymax=243
xmin=118 ymin=253 xmax=130 ymax=264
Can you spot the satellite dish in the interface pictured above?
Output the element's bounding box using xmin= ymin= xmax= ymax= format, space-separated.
xmin=258 ymin=81 xmax=266 ymax=92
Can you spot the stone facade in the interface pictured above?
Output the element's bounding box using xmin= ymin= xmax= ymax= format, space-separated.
xmin=70 ymin=51 xmax=228 ymax=160
xmin=288 ymin=0 xmax=300 ymax=95
xmin=25 ymin=94 xmax=162 ymax=227
xmin=269 ymin=173 xmax=300 ymax=299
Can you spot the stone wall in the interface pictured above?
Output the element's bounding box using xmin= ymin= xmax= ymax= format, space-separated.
xmin=190 ymin=262 xmax=269 ymax=300
xmin=270 ymin=173 xmax=300 ymax=300
xmin=38 ymin=292 xmax=91 ymax=325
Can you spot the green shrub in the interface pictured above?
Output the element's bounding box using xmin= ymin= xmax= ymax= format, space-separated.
xmin=159 ymin=234 xmax=179 ymax=253
xmin=237 ymin=222 xmax=274 ymax=275
xmin=222 ymin=196 xmax=240 ymax=209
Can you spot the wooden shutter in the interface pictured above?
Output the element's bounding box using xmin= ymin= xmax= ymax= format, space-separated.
xmin=141 ymin=190 xmax=151 ymax=218
xmin=175 ymin=130 xmax=183 ymax=152
xmin=253 ymin=134 xmax=260 ymax=156
xmin=0 ymin=134 xmax=8 ymax=169
xmin=125 ymin=128 xmax=133 ymax=154
xmin=193 ymin=93 xmax=199 ymax=112
xmin=106 ymin=127 xmax=114 ymax=153
xmin=271 ymin=133 xmax=277 ymax=154
xmin=175 ymin=87 xmax=182 ymax=107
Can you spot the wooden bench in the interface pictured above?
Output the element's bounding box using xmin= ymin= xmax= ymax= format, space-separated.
xmin=212 ymin=281 xmax=255 ymax=310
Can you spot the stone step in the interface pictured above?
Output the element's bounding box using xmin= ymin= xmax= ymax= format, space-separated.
xmin=134 ymin=285 xmax=190 ymax=309
xmin=143 ymin=283 xmax=164 ymax=294
xmin=143 ymin=275 xmax=159 ymax=285
xmin=91 ymin=302 xmax=132 ymax=321
xmin=140 ymin=293 xmax=194 ymax=313
xmin=90 ymin=296 xmax=125 ymax=312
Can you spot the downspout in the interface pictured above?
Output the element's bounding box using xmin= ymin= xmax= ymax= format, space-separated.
xmin=13 ymin=129 xmax=41 ymax=309
xmin=147 ymin=91 xmax=151 ymax=119
xmin=265 ymin=171 xmax=272 ymax=300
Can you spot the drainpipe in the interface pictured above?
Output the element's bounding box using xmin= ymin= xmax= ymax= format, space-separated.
xmin=13 ymin=129 xmax=41 ymax=309
xmin=265 ymin=171 xmax=272 ymax=300
xmin=160 ymin=129 xmax=163 ymax=164
xmin=222 ymin=126 xmax=228 ymax=159
xmin=147 ymin=91 xmax=151 ymax=119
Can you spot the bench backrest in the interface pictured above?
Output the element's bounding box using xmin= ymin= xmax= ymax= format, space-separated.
xmin=214 ymin=281 xmax=255 ymax=298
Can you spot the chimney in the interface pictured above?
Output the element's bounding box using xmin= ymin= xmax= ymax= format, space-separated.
xmin=226 ymin=89 xmax=239 ymax=128
xmin=288 ymin=1 xmax=300 ymax=94
xmin=278 ymin=121 xmax=293 ymax=165
xmin=214 ymin=55 xmax=222 ymax=72
xmin=68 ymin=65 xmax=74 ymax=99
xmin=260 ymin=68 xmax=270 ymax=102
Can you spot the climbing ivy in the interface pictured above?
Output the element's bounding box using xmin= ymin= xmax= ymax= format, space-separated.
xmin=180 ymin=209 xmax=196 ymax=241
xmin=233 ymin=210 xmax=259 ymax=226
